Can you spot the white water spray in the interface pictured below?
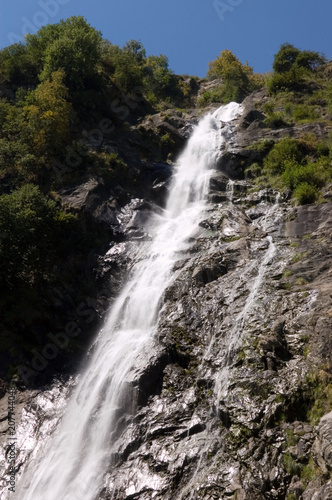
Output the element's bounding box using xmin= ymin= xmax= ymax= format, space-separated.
xmin=14 ymin=103 xmax=242 ymax=500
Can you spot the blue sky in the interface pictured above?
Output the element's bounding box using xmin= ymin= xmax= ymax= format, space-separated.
xmin=1 ymin=0 xmax=331 ymax=77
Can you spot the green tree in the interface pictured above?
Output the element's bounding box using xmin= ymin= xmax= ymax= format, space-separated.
xmin=206 ymin=49 xmax=257 ymax=102
xmin=23 ymin=70 xmax=73 ymax=158
xmin=123 ymin=39 xmax=146 ymax=63
xmin=27 ymin=16 xmax=102 ymax=91
xmin=144 ymin=55 xmax=173 ymax=98
xmin=0 ymin=185 xmax=74 ymax=287
xmin=0 ymin=43 xmax=39 ymax=85
xmin=273 ymin=43 xmax=325 ymax=74
xmin=101 ymin=42 xmax=145 ymax=92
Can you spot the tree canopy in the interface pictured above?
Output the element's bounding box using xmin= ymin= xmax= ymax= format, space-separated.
xmin=206 ymin=49 xmax=262 ymax=103
xmin=272 ymin=43 xmax=326 ymax=74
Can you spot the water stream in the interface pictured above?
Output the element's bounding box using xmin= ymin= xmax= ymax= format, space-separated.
xmin=14 ymin=102 xmax=243 ymax=500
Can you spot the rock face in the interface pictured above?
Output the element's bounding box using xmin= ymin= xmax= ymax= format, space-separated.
xmin=1 ymin=94 xmax=332 ymax=499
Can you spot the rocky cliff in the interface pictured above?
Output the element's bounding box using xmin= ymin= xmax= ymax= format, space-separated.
xmin=1 ymin=89 xmax=332 ymax=499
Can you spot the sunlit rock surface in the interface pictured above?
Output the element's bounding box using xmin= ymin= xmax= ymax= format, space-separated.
xmin=1 ymin=95 xmax=332 ymax=499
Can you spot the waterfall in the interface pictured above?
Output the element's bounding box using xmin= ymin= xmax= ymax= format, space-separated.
xmin=226 ymin=179 xmax=235 ymax=203
xmin=13 ymin=102 xmax=242 ymax=500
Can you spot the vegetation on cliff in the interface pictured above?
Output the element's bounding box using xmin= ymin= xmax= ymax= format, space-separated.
xmin=0 ymin=15 xmax=331 ymax=383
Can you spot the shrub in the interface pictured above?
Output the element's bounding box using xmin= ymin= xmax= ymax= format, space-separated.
xmin=265 ymin=112 xmax=289 ymax=129
xmin=248 ymin=139 xmax=275 ymax=154
xmin=264 ymin=138 xmax=303 ymax=175
xmin=267 ymin=67 xmax=308 ymax=94
xmin=292 ymin=104 xmax=319 ymax=122
xmin=281 ymin=161 xmax=325 ymax=190
xmin=294 ymin=182 xmax=319 ymax=205
xmin=199 ymin=86 xmax=225 ymax=105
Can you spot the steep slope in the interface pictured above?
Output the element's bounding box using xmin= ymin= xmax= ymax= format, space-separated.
xmin=1 ymin=89 xmax=332 ymax=500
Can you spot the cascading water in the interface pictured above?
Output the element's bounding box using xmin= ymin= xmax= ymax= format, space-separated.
xmin=13 ymin=102 xmax=243 ymax=500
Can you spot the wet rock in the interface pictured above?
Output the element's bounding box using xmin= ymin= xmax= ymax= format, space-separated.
xmin=4 ymin=89 xmax=332 ymax=500
xmin=287 ymin=476 xmax=304 ymax=498
xmin=209 ymin=171 xmax=229 ymax=192
xmin=238 ymin=109 xmax=266 ymax=130
xmin=192 ymin=260 xmax=227 ymax=285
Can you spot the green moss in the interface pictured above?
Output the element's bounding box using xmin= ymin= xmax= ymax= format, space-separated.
xmin=295 ymin=277 xmax=309 ymax=286
xmin=291 ymin=252 xmax=307 ymax=263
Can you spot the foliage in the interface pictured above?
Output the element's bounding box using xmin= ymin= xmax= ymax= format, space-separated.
xmin=144 ymin=55 xmax=174 ymax=99
xmin=206 ymin=49 xmax=258 ymax=102
xmin=283 ymin=452 xmax=302 ymax=476
xmin=101 ymin=41 xmax=145 ymax=92
xmin=292 ymin=104 xmax=320 ymax=122
xmin=306 ymin=371 xmax=332 ymax=425
xmin=0 ymin=184 xmax=76 ymax=287
xmin=0 ymin=43 xmax=39 ymax=85
xmin=23 ymin=70 xmax=73 ymax=158
xmin=268 ymin=44 xmax=326 ymax=95
xmin=294 ymin=182 xmax=319 ymax=205
xmin=264 ymin=138 xmax=304 ymax=175
xmin=0 ymin=71 xmax=73 ymax=184
xmin=123 ymin=39 xmax=146 ymax=62
xmin=265 ymin=112 xmax=289 ymax=129
xmin=30 ymin=16 xmax=102 ymax=91
xmin=252 ymin=131 xmax=332 ymax=205
xmin=267 ymin=67 xmax=309 ymax=94
xmin=273 ymin=43 xmax=326 ymax=74
xmin=88 ymin=151 xmax=130 ymax=183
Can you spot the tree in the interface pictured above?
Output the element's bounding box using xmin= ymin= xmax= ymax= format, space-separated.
xmin=0 ymin=185 xmax=73 ymax=286
xmin=101 ymin=42 xmax=145 ymax=92
xmin=123 ymin=39 xmax=146 ymax=63
xmin=272 ymin=43 xmax=326 ymax=74
xmin=0 ymin=43 xmax=39 ymax=85
xmin=207 ymin=49 xmax=253 ymax=102
xmin=23 ymin=70 xmax=73 ymax=158
xmin=144 ymin=55 xmax=173 ymax=98
xmin=26 ymin=16 xmax=102 ymax=91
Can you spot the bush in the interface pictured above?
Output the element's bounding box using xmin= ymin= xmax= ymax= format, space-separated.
xmin=267 ymin=67 xmax=308 ymax=94
xmin=292 ymin=104 xmax=319 ymax=122
xmin=264 ymin=138 xmax=303 ymax=175
xmin=265 ymin=112 xmax=289 ymax=129
xmin=294 ymin=182 xmax=319 ymax=205
xmin=281 ymin=161 xmax=325 ymax=190
xmin=199 ymin=86 xmax=225 ymax=105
